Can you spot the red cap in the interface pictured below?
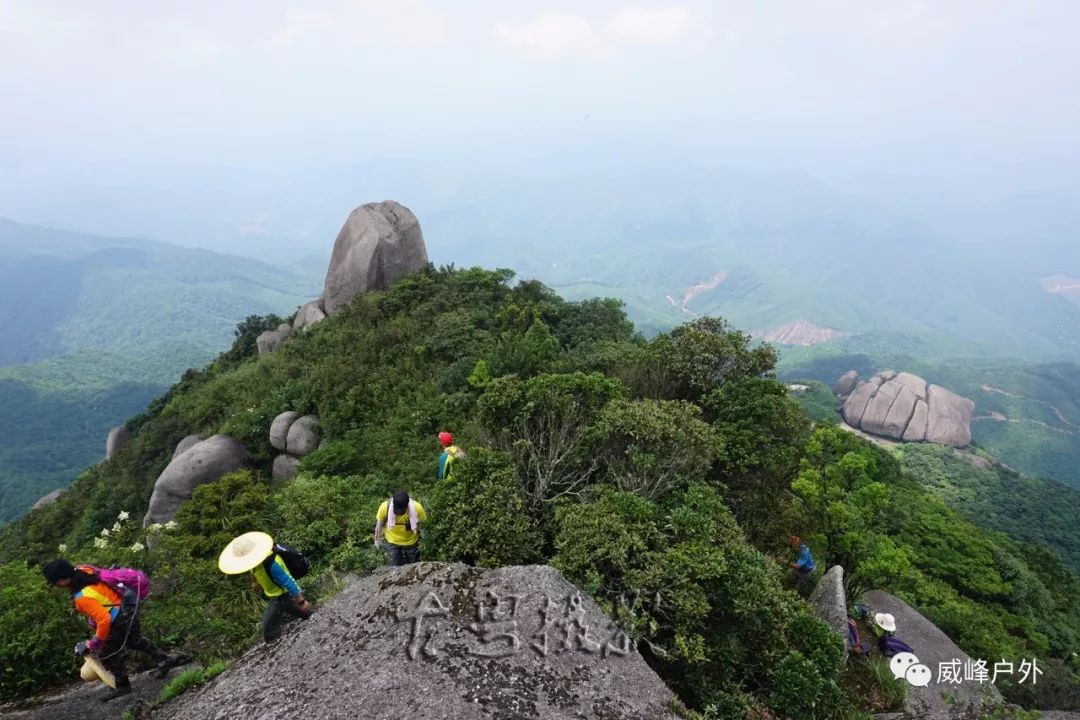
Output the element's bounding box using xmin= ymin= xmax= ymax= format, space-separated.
xmin=438 ymin=431 xmax=453 ymax=447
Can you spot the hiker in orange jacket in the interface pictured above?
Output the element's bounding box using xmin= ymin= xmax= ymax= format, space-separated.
xmin=43 ymin=559 xmax=179 ymax=702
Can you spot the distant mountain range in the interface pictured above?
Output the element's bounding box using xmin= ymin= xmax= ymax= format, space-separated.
xmin=0 ymin=219 xmax=321 ymax=521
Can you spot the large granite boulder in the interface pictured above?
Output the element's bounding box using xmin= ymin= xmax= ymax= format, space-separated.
xmin=272 ymin=454 xmax=301 ymax=481
xmin=270 ymin=411 xmax=301 ymax=451
xmin=256 ymin=323 xmax=294 ymax=356
xmin=293 ymin=298 xmax=327 ymax=332
xmin=172 ymin=434 xmax=205 ymax=460
xmin=144 ymin=435 xmax=249 ymax=526
xmin=863 ymin=590 xmax=1002 ymax=718
xmin=839 ymin=371 xmax=974 ymax=448
xmin=322 ymin=201 xmax=428 ymax=315
xmin=285 ymin=415 xmax=320 ymax=456
xmin=152 ymin=563 xmax=680 ymax=720
xmin=31 ymin=488 xmax=64 ymax=511
xmin=833 ymin=371 xmax=860 ymax=399
xmin=809 ymin=565 xmax=847 ymax=645
xmin=105 ymin=426 xmax=130 ymax=459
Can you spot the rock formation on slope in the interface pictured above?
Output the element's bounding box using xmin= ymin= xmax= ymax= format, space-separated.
xmin=144 ymin=435 xmax=249 ymax=526
xmin=31 ymin=488 xmax=64 ymax=511
xmin=105 ymin=426 xmax=130 ymax=459
xmin=863 ymin=590 xmax=1002 ymax=718
xmin=269 ymin=411 xmax=321 ymax=481
xmin=753 ymin=319 xmax=850 ymax=347
xmin=809 ymin=565 xmax=847 ymax=646
xmin=836 ymin=371 xmax=975 ymax=448
xmin=152 ymin=563 xmax=680 ymax=720
xmin=263 ymin=201 xmax=428 ymax=355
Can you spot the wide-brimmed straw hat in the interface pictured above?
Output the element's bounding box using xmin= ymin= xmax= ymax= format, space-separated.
xmin=218 ymin=531 xmax=274 ymax=575
xmin=874 ymin=612 xmax=897 ymax=633
xmin=80 ymin=656 xmax=116 ymax=687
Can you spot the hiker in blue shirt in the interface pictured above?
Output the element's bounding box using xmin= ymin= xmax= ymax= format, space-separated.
xmin=788 ymin=535 xmax=816 ymax=597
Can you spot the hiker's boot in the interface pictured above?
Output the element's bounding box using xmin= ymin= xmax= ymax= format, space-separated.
xmin=154 ymin=655 xmax=183 ymax=679
xmin=100 ymin=682 xmax=132 ymax=703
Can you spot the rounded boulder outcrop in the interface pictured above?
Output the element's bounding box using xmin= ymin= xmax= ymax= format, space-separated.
xmin=832 ymin=370 xmax=859 ymax=399
xmin=256 ymin=323 xmax=294 ymax=356
xmin=151 ymin=562 xmax=681 ymax=720
xmin=31 ymin=488 xmax=65 ymax=511
xmin=270 ymin=411 xmax=301 ymax=451
xmin=144 ymin=435 xmax=249 ymax=526
xmin=323 ymin=200 xmax=428 ymax=315
xmin=293 ymin=298 xmax=327 ymax=332
xmin=285 ymin=415 xmax=320 ymax=456
xmin=105 ymin=426 xmax=130 ymax=459
xmin=172 ymin=434 xmax=205 ymax=460
xmin=839 ymin=370 xmax=974 ymax=448
xmin=272 ymin=454 xmax=301 ymax=481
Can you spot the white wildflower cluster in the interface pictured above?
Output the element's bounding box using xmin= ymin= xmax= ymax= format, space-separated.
xmin=112 ymin=521 xmax=123 ymax=532
xmin=165 ymin=520 xmax=179 ymax=530
xmin=147 ymin=522 xmax=164 ymax=533
xmin=93 ymin=537 xmax=108 ymax=549
xmin=58 ymin=543 xmax=68 ymax=553
xmin=130 ymin=542 xmax=145 ymax=553
xmin=117 ymin=510 xmax=130 ymax=521
xmin=99 ymin=527 xmax=111 ymax=537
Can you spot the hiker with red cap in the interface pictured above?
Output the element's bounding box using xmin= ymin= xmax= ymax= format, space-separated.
xmin=42 ymin=559 xmax=180 ymax=702
xmin=437 ymin=431 xmax=465 ymax=481
xmin=374 ymin=490 xmax=427 ymax=566
xmin=787 ymin=535 xmax=816 ymax=597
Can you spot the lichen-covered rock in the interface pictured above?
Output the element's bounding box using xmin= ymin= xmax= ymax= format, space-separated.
xmin=31 ymin=488 xmax=64 ymax=511
xmin=272 ymin=454 xmax=301 ymax=481
xmin=105 ymin=426 xmax=130 ymax=459
xmin=809 ymin=565 xmax=847 ymax=646
xmin=323 ymin=201 xmax=428 ymax=315
xmin=863 ymin=590 xmax=1002 ymax=718
xmin=172 ymin=434 xmax=205 ymax=460
xmin=293 ymin=298 xmax=327 ymax=332
xmin=270 ymin=411 xmax=300 ymax=451
xmin=833 ymin=370 xmax=859 ymax=399
xmin=152 ymin=563 xmax=680 ymax=720
xmin=256 ymin=323 xmax=294 ymax=356
xmin=144 ymin=435 xmax=249 ymax=526
xmin=285 ymin=415 xmax=320 ymax=456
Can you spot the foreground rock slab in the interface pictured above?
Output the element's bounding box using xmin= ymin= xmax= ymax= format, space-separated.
xmin=151 ymin=563 xmax=680 ymax=720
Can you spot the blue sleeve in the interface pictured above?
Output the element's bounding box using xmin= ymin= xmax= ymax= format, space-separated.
xmin=269 ymin=559 xmax=302 ymax=597
xmin=797 ymin=546 xmax=815 ymax=571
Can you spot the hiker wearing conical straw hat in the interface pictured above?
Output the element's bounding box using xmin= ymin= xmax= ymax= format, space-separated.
xmin=42 ymin=559 xmax=179 ymax=703
xmin=219 ymin=532 xmax=312 ymax=643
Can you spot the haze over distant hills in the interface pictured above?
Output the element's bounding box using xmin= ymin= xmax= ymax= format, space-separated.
xmin=0 ymin=219 xmax=321 ymax=521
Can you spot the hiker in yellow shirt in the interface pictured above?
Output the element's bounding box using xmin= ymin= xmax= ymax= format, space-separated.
xmin=374 ymin=490 xmax=427 ymax=566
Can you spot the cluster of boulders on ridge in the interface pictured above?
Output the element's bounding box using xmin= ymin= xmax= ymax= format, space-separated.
xmin=257 ymin=199 xmax=428 ymax=355
xmin=832 ymin=370 xmax=975 ymax=448
xmin=269 ymin=412 xmax=322 ymax=481
xmin=144 ymin=435 xmax=249 ymax=527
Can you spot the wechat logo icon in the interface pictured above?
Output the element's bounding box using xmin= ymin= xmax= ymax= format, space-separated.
xmin=891 ymin=652 xmax=932 ymax=687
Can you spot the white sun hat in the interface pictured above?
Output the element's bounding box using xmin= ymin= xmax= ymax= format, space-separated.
xmin=874 ymin=612 xmax=897 ymax=633
xmin=218 ymin=531 xmax=274 ymax=575
xmin=80 ymin=656 xmax=117 ymax=687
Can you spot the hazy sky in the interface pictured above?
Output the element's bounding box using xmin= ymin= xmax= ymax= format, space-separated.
xmin=1 ymin=1 xmax=1077 ymax=258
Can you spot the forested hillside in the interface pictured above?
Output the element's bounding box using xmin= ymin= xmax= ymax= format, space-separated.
xmin=0 ymin=219 xmax=320 ymax=521
xmin=1 ymin=267 xmax=1077 ymax=717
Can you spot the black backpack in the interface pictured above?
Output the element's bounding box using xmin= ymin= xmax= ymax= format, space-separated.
xmin=263 ymin=542 xmax=310 ymax=579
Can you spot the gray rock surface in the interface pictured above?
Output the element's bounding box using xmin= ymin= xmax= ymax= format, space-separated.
xmin=172 ymin=434 xmax=205 ymax=460
xmin=285 ymin=414 xmax=320 ymax=456
xmin=144 ymin=435 xmax=249 ymax=526
xmin=323 ymin=201 xmax=428 ymax=315
xmin=105 ymin=426 xmax=130 ymax=459
xmin=272 ymin=454 xmax=301 ymax=481
xmin=256 ymin=323 xmax=294 ymax=356
xmin=293 ymin=298 xmax=327 ymax=332
xmin=837 ymin=371 xmax=974 ymax=448
xmin=833 ymin=370 xmax=860 ymax=399
xmin=152 ymin=563 xmax=679 ymax=720
xmin=809 ymin=565 xmax=847 ymax=644
xmin=270 ymin=411 xmax=300 ymax=451
xmin=902 ymin=400 xmax=929 ymax=442
xmin=0 ymin=663 xmax=197 ymax=720
xmin=924 ymin=384 xmax=975 ymax=447
xmin=31 ymin=488 xmax=64 ymax=511
xmin=863 ymin=590 xmax=1002 ymax=718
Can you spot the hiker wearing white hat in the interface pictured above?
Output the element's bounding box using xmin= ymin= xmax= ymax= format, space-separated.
xmin=219 ymin=532 xmax=313 ymax=642
xmin=872 ymin=612 xmax=897 ymax=635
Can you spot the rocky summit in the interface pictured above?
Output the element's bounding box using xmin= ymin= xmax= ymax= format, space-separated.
xmin=151 ymin=563 xmax=680 ymax=720
xmin=837 ymin=371 xmax=975 ymax=448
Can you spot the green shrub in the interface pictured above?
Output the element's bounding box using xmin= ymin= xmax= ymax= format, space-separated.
xmin=0 ymin=562 xmax=82 ymax=700
xmin=299 ymin=441 xmax=364 ymax=478
xmin=429 ymin=449 xmax=544 ymax=567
